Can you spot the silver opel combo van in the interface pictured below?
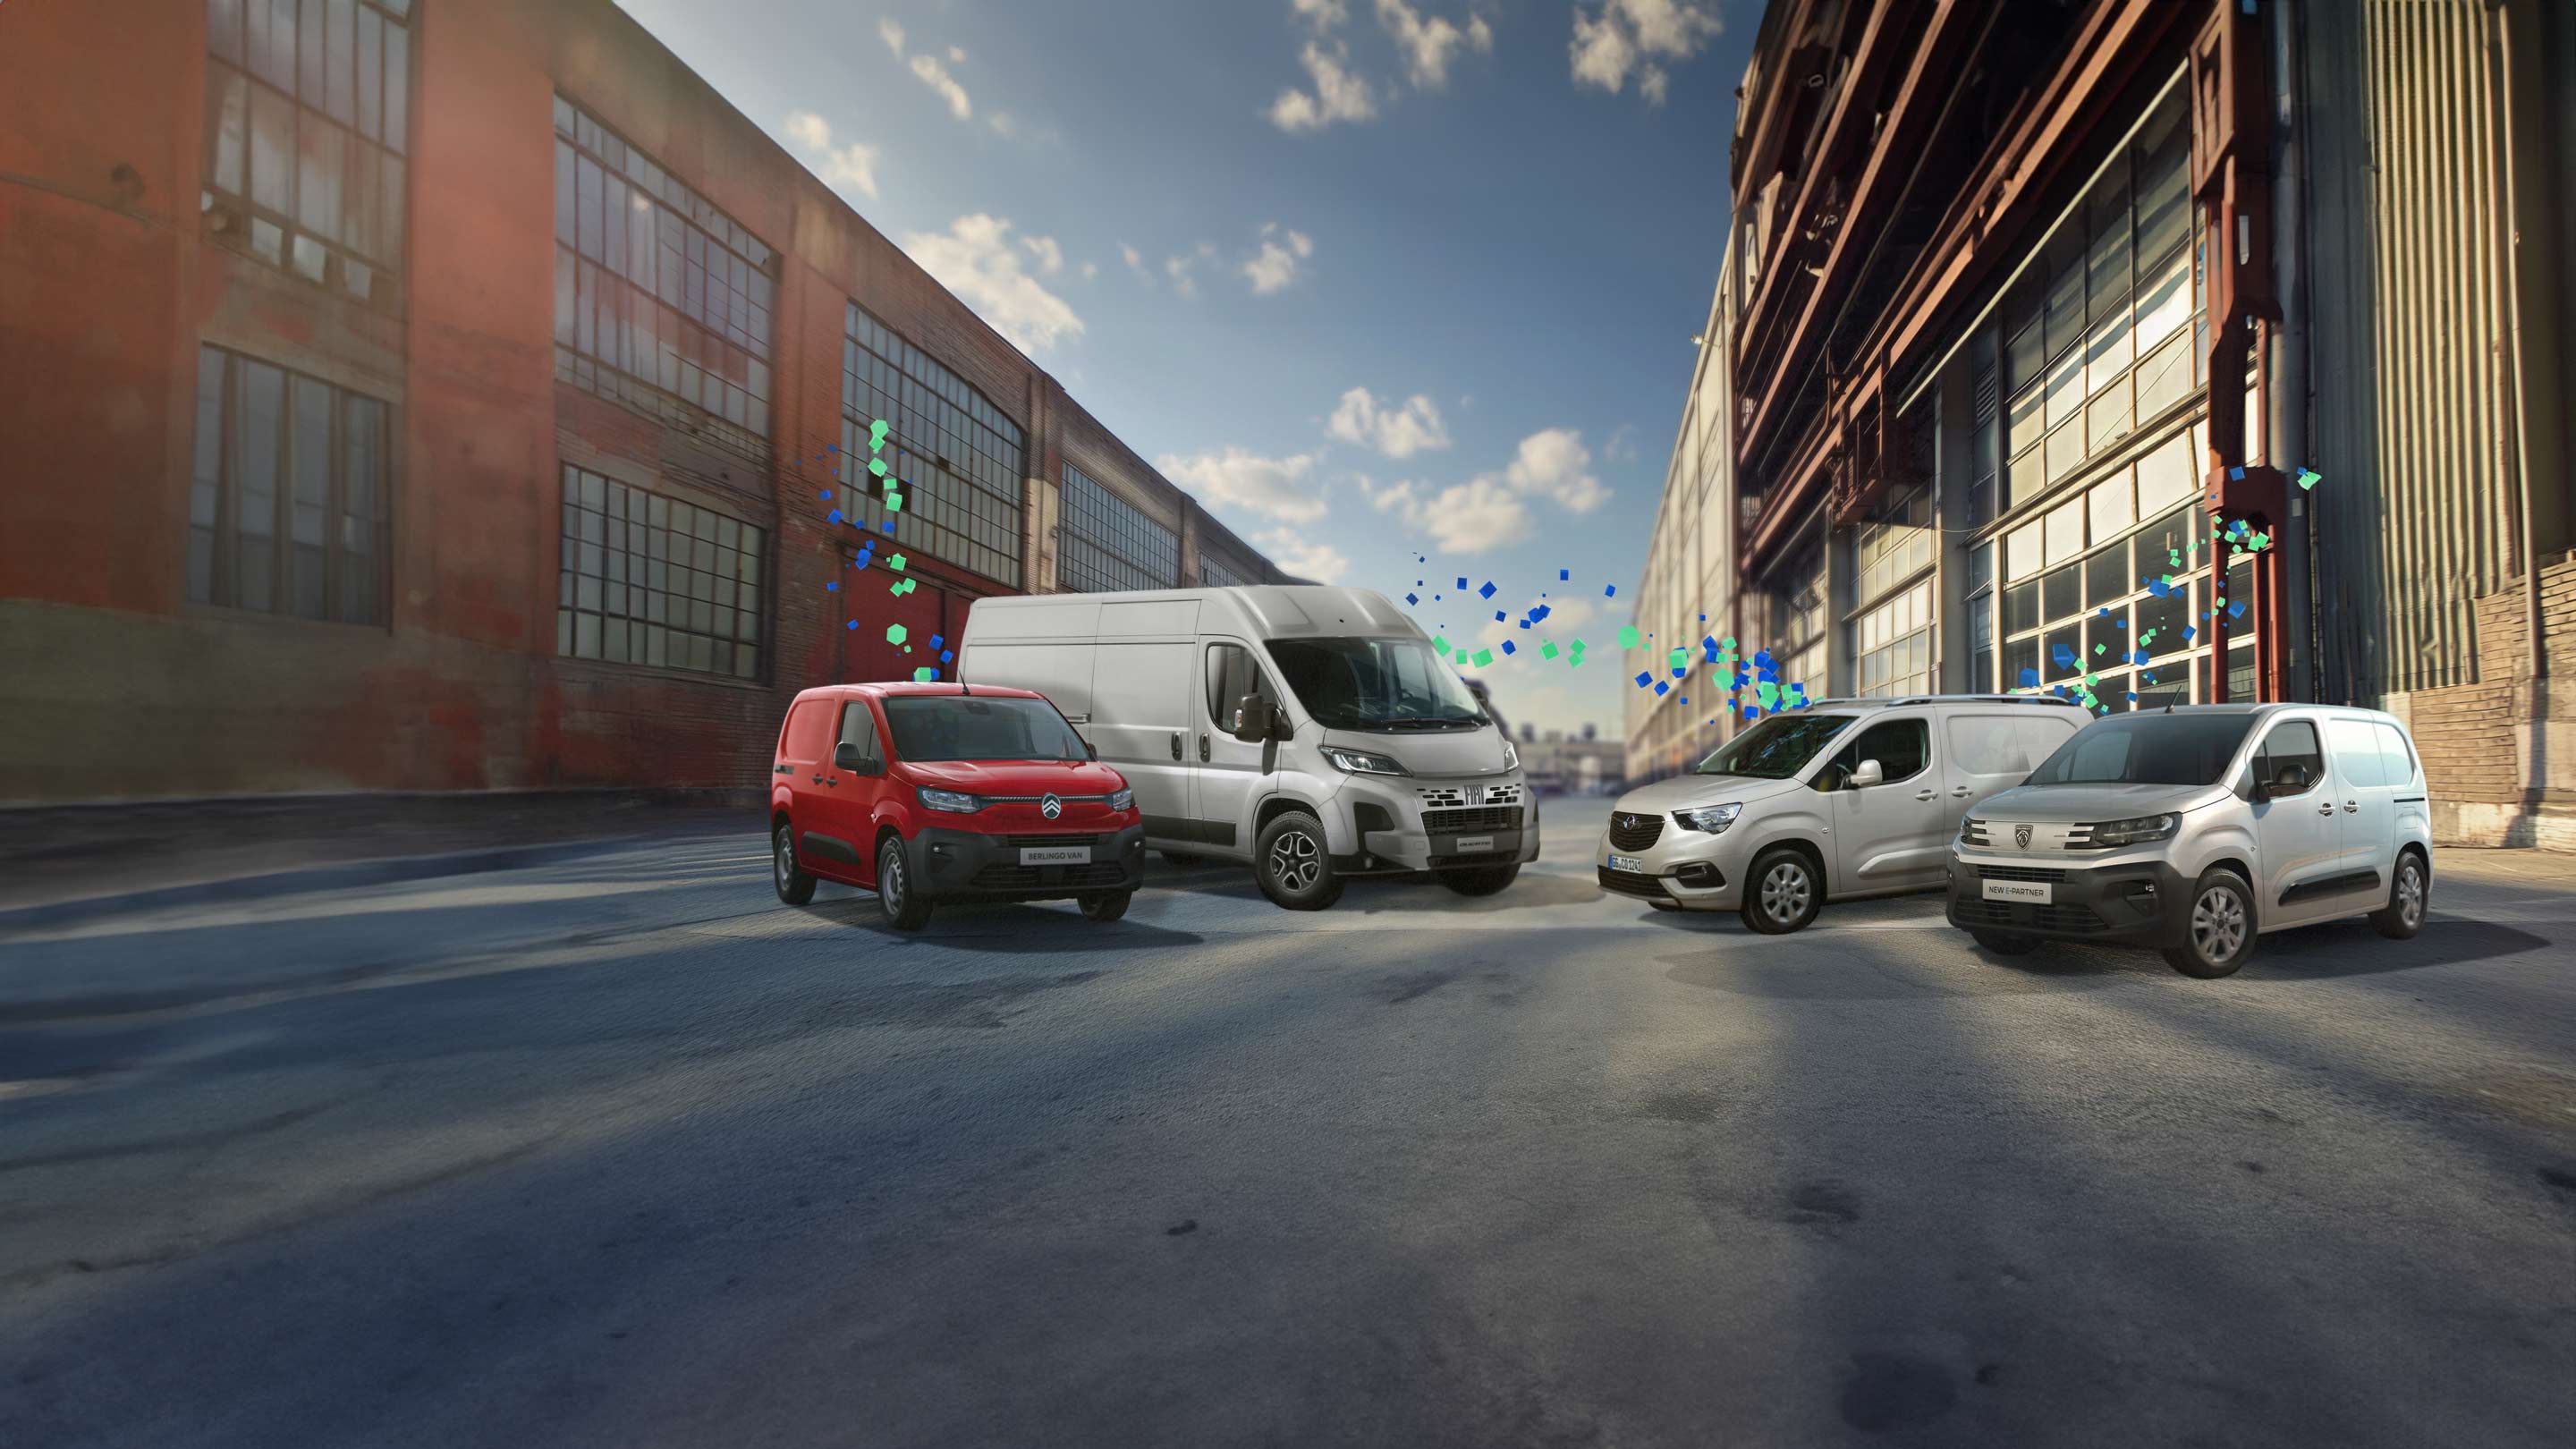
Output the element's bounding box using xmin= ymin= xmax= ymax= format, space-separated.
xmin=1946 ymin=703 xmax=2432 ymax=978
xmin=1599 ymin=695 xmax=2090 ymax=933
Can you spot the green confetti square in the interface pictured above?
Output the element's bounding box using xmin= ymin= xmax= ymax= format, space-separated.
xmin=1617 ymin=626 xmax=1641 ymax=649
xmin=889 ymin=553 xmax=908 ymax=572
xmin=1470 ymin=648 xmax=1494 ymax=668
xmin=1668 ymin=648 xmax=1688 ymax=671
xmin=1431 ymin=636 xmax=1451 ymax=657
xmin=1539 ymin=641 xmax=1559 ymax=660
xmin=886 ymin=492 xmax=903 ymax=513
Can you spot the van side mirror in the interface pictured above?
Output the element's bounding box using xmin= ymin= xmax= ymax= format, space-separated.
xmin=834 ymin=742 xmax=882 ymax=775
xmin=1849 ymin=758 xmax=1885 ymax=789
xmin=1085 ymin=740 xmax=1098 ymax=761
xmin=1232 ymin=695 xmax=1286 ymax=744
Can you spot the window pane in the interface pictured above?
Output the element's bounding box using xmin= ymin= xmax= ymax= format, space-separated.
xmin=210 ymin=0 xmax=246 ymax=64
xmin=382 ymin=20 xmax=408 ymax=152
xmin=2006 ymin=521 xmax=2044 ymax=580
xmin=2007 ymin=380 xmax=2046 ymax=458
xmin=250 ymin=83 xmax=295 ymax=215
xmin=324 ymin=0 xmax=355 ymax=123
xmin=208 ymin=68 xmax=249 ymax=196
xmin=2085 ymin=547 xmax=2127 ymax=609
xmin=2086 ymin=295 xmax=2132 ymax=394
xmin=355 ymin=3 xmax=381 ymax=141
xmin=2005 ymin=632 xmax=2039 ymax=688
xmin=2135 ymin=580 xmax=2189 ymax=660
xmin=297 ymin=0 xmax=326 ymax=104
xmin=2043 ymin=564 xmax=2080 ymax=623
xmin=254 ymin=0 xmax=298 ymax=89
xmin=2136 ymin=431 xmax=2195 ymax=519
xmin=296 ymin=116 xmax=343 ymax=242
xmin=236 ymin=360 xmax=284 ymax=609
xmin=377 ymin=151 xmax=403 ymax=268
xmin=2044 ymin=497 xmax=2083 ymax=566
xmin=2045 ymin=624 xmax=2082 ymax=682
xmin=2046 ymin=417 xmax=2084 ymax=483
xmin=290 ymin=377 xmax=329 ymax=617
xmin=2087 ymin=381 xmax=2132 ymax=453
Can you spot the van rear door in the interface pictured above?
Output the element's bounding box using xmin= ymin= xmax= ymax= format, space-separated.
xmin=1089 ymin=600 xmax=1202 ymax=852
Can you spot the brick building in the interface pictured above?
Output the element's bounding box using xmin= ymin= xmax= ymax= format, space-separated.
xmin=0 ymin=0 xmax=1292 ymax=805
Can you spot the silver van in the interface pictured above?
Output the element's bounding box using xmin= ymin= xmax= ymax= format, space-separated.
xmin=958 ymin=586 xmax=1537 ymax=910
xmin=1598 ymin=695 xmax=2090 ymax=932
xmin=1946 ymin=703 xmax=2432 ymax=978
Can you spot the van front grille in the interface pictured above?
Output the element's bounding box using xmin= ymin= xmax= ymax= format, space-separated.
xmin=970 ymin=862 xmax=1131 ymax=890
xmin=1953 ymin=900 xmax=2105 ymax=932
xmin=1597 ymin=868 xmax=1669 ymax=899
xmin=1424 ymin=806 xmax=1521 ymax=835
xmin=1606 ymin=812 xmax=1665 ymax=851
xmin=1978 ymin=865 xmax=2067 ymax=883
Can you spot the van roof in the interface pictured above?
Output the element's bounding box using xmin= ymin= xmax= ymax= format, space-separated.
xmin=966 ymin=585 xmax=1419 ymax=640
xmin=1788 ymin=694 xmax=2090 ymax=711
xmin=792 ymin=682 xmax=1046 ymax=702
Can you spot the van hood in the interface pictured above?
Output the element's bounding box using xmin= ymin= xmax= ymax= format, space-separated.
xmin=1972 ymin=782 xmax=2233 ymax=823
xmin=1611 ymin=773 xmax=1813 ymax=814
xmin=899 ymin=758 xmax=1129 ymax=797
xmin=1318 ymin=724 xmax=1511 ymax=779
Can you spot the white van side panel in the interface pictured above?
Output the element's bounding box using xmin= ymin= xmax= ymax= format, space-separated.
xmin=959 ymin=641 xmax=1097 ymax=719
xmin=962 ymin=597 xmax=1103 ymax=642
xmin=1090 ymin=640 xmax=1198 ymax=845
xmin=1100 ymin=599 xmax=1200 ymax=639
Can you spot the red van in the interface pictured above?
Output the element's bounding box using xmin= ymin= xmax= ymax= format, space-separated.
xmin=769 ymin=682 xmax=1145 ymax=929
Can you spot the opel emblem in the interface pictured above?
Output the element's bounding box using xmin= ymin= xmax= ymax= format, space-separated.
xmin=1041 ymin=793 xmax=1062 ymax=820
xmin=2013 ymin=824 xmax=2033 ymax=849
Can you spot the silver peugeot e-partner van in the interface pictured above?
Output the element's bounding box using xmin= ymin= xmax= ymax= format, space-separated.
xmin=1946 ymin=703 xmax=2432 ymax=978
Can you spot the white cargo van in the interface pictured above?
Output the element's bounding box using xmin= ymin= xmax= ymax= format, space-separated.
xmin=958 ymin=587 xmax=1538 ymax=909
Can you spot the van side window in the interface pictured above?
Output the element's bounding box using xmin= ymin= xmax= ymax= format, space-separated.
xmin=2253 ymin=719 xmax=2324 ymax=795
xmin=1944 ymin=716 xmax=2029 ymax=776
xmin=1205 ymin=642 xmax=1277 ymax=728
xmin=838 ymin=701 xmax=880 ymax=761
xmin=1821 ymin=717 xmax=1929 ymax=789
xmin=2326 ymin=718 xmax=2385 ymax=787
xmin=2376 ymin=723 xmax=2417 ymax=787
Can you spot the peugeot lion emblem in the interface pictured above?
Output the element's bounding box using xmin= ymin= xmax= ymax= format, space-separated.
xmin=2014 ymin=824 xmax=2033 ymax=850
xmin=1041 ymin=793 xmax=1063 ymax=820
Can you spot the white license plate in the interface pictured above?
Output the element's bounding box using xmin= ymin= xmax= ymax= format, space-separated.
xmin=1982 ymin=879 xmax=2053 ymax=903
xmin=1019 ymin=845 xmax=1090 ymax=865
xmin=1607 ymin=853 xmax=1644 ymax=873
xmin=1454 ymin=835 xmax=1494 ymax=853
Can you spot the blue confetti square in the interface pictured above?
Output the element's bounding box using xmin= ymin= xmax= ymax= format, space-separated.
xmin=2229 ymin=601 xmax=2247 ymax=618
xmin=1406 ymin=593 xmax=1419 ymax=605
xmin=930 ymin=635 xmax=944 ymax=649
xmin=845 ymin=620 xmax=857 ymax=631
xmin=1456 ymin=577 xmax=1468 ymax=589
xmin=1479 ymin=581 xmax=1496 ymax=599
xmin=1501 ymin=640 xmax=1516 ymax=656
xmin=1559 ymin=569 xmax=1570 ymax=580
xmin=1635 ymin=672 xmax=1652 ymax=687
xmin=1654 ymin=682 xmax=1669 ymax=696
xmin=2020 ymin=667 xmax=2040 ymax=687
xmin=1604 ymin=584 xmax=1616 ymax=597
xmin=941 ymin=650 xmax=953 ymax=663
xmin=1519 ymin=621 xmax=1530 ymax=630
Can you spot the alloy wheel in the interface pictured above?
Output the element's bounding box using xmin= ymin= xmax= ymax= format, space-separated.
xmin=1760 ymin=860 xmax=1810 ymax=926
xmin=1269 ymin=829 xmax=1321 ymax=893
xmin=775 ymin=832 xmax=792 ymax=892
xmin=2397 ymin=860 xmax=2425 ymax=928
xmin=2191 ymin=886 xmax=2246 ymax=963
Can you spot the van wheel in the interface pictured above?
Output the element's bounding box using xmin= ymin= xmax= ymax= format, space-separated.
xmin=1440 ymin=864 xmax=1520 ymax=896
xmin=2369 ymin=852 xmax=2428 ymax=939
xmin=1078 ymin=890 xmax=1131 ymax=921
xmin=1971 ymin=930 xmax=2039 ymax=956
xmin=1256 ymin=810 xmax=1343 ymax=911
xmin=876 ymin=837 xmax=933 ymax=931
xmin=1740 ymin=848 xmax=1822 ymax=934
xmin=2162 ymin=869 xmax=2254 ymax=978
xmin=773 ymin=823 xmax=817 ymax=906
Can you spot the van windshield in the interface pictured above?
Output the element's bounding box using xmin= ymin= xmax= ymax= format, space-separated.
xmin=2025 ymin=714 xmax=2258 ymax=786
xmin=1267 ymin=637 xmax=1487 ymax=732
xmin=881 ymin=696 xmax=1089 ymax=763
xmin=1693 ymin=713 xmax=1858 ymax=779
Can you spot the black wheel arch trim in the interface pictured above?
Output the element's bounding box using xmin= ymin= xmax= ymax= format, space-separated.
xmin=799 ymin=831 xmax=862 ymax=865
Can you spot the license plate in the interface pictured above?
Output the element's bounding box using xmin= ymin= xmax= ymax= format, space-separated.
xmin=1454 ymin=835 xmax=1494 ymax=853
xmin=1019 ymin=845 xmax=1090 ymax=865
xmin=1607 ymin=853 xmax=1643 ymax=873
xmin=1983 ymin=879 xmax=2052 ymax=903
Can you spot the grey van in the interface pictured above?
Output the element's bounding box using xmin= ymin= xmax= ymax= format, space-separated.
xmin=1946 ymin=704 xmax=2433 ymax=977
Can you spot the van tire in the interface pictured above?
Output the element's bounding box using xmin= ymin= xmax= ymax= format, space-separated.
xmin=2369 ymin=852 xmax=2428 ymax=939
xmin=1078 ymin=890 xmax=1131 ymax=921
xmin=1255 ymin=810 xmax=1343 ymax=911
xmin=773 ymin=822 xmax=818 ymax=906
xmin=1439 ymin=863 xmax=1520 ymax=896
xmin=1740 ymin=847 xmax=1822 ymax=935
xmin=877 ymin=836 xmax=934 ymax=931
xmin=1970 ymin=930 xmax=2039 ymax=955
xmin=2162 ymin=869 xmax=2254 ymax=978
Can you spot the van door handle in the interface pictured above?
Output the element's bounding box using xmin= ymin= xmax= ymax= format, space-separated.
xmin=811 ymin=775 xmax=824 ymax=784
xmin=1199 ymin=734 xmax=1210 ymax=762
xmin=1913 ymin=789 xmax=1936 ymax=801
xmin=1949 ymin=786 xmax=1971 ymax=798
xmin=1169 ymin=733 xmax=1182 ymax=761
xmin=2343 ymin=800 xmax=2359 ymax=813
xmin=2318 ymin=801 xmax=2334 ymax=816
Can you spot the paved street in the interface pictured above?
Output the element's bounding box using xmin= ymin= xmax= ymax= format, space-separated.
xmin=3 ymin=809 xmax=2572 ymax=1448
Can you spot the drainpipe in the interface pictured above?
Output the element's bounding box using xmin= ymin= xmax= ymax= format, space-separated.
xmin=2487 ymin=1 xmax=2542 ymax=689
xmin=2266 ymin=0 xmax=2310 ymax=701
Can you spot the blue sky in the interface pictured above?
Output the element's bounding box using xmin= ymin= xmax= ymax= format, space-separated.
xmin=612 ymin=0 xmax=1750 ymax=739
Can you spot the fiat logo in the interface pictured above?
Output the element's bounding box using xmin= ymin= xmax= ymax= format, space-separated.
xmin=2013 ymin=825 xmax=2033 ymax=849
xmin=1041 ymin=794 xmax=1062 ymax=820
xmin=1467 ymin=784 xmax=1487 ymax=806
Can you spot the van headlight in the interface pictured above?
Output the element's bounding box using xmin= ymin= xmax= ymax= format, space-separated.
xmin=1499 ymin=735 xmax=1520 ymax=771
xmin=1320 ymin=745 xmax=1409 ymax=776
xmin=917 ymin=786 xmax=985 ymax=813
xmin=1106 ymin=787 xmax=1136 ymax=812
xmin=2086 ymin=813 xmax=2180 ymax=847
xmin=1672 ymin=803 xmax=1741 ymax=835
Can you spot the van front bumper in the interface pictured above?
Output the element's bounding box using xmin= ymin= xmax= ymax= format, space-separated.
xmin=910 ymin=824 xmax=1147 ymax=901
xmin=1943 ymin=851 xmax=2195 ymax=947
xmin=1335 ymin=773 xmax=1541 ymax=873
xmin=1592 ymin=817 xmax=1758 ymax=910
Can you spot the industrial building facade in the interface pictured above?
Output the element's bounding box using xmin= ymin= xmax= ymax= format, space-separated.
xmin=0 ymin=0 xmax=1291 ymax=804
xmin=1627 ymin=0 xmax=2576 ymax=846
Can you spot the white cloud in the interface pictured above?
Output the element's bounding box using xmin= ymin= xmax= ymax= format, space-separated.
xmin=877 ymin=17 xmax=904 ymax=55
xmin=779 ymin=109 xmax=881 ymax=199
xmin=1157 ymin=447 xmax=1327 ymax=523
xmin=1165 ymin=242 xmax=1217 ymax=300
xmin=1376 ymin=0 xmax=1494 ymax=89
xmin=1327 ymin=386 xmax=1451 ymax=458
xmin=1501 ymin=427 xmax=1609 ymax=513
xmin=1292 ymin=0 xmax=1351 ymax=27
xmin=909 ymin=53 xmax=973 ymax=120
xmin=989 ymin=112 xmax=1018 ymax=138
xmin=1570 ymin=0 xmax=1719 ymax=104
xmin=1242 ymin=224 xmax=1317 ymax=294
xmin=1121 ymin=242 xmax=1153 ymax=284
xmin=1365 ymin=474 xmax=1532 ymax=554
xmin=1270 ymin=41 xmax=1377 ymax=131
xmin=1020 ymin=234 xmax=1064 ymax=275
xmin=898 ymin=215 xmax=1085 ymax=353
xmin=1080 ymin=259 xmax=1098 ymax=281
xmin=1257 ymin=528 xmax=1352 ymax=584
xmin=947 ymin=44 xmax=968 ymax=63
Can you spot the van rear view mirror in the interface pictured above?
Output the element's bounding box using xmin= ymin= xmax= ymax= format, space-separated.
xmin=1232 ymin=695 xmax=1286 ymax=744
